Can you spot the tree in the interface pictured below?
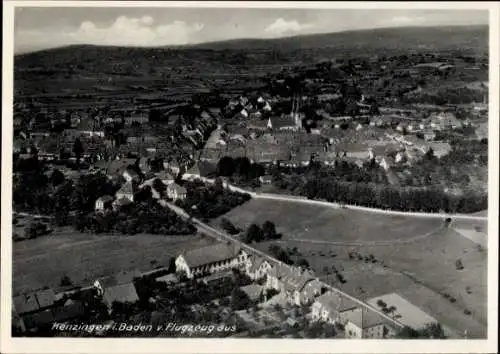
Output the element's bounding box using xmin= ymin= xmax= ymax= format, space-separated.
xmin=60 ymin=275 xmax=73 ymax=286
xmin=217 ymin=156 xmax=235 ymax=177
xmin=244 ymin=223 xmax=264 ymax=243
xmin=231 ymin=287 xmax=251 ymax=311
xmin=50 ymin=169 xmax=65 ymax=187
xmin=73 ymin=138 xmax=84 ymax=166
xmin=262 ymin=221 xmax=277 ymax=240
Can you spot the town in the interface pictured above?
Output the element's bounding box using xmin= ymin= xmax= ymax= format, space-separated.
xmin=12 ymin=23 xmax=488 ymax=339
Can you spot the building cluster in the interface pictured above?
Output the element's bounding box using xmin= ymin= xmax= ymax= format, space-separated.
xmin=12 ymin=237 xmax=400 ymax=338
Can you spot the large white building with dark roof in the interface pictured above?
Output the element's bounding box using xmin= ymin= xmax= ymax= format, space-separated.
xmin=175 ymin=242 xmax=248 ymax=278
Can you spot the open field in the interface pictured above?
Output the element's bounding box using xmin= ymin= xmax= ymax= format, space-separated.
xmin=13 ymin=227 xmax=215 ymax=295
xmin=218 ymin=199 xmax=443 ymax=243
xmin=220 ymin=199 xmax=487 ymax=338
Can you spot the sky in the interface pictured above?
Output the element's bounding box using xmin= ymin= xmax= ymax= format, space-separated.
xmin=14 ymin=7 xmax=489 ymax=54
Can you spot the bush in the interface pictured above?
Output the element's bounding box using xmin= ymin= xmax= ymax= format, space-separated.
xmin=60 ymin=275 xmax=73 ymax=286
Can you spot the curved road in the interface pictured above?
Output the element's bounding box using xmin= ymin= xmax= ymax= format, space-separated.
xmin=204 ymin=177 xmax=487 ymax=222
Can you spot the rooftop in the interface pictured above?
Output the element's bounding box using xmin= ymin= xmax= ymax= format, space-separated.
xmin=181 ymin=242 xmax=241 ymax=269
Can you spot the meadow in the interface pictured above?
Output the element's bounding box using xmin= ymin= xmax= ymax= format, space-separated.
xmin=220 ymin=199 xmax=487 ymax=338
xmin=12 ymin=227 xmax=215 ymax=296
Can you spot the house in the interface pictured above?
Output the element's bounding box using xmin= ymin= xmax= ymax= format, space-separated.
xmin=125 ymin=112 xmax=149 ymax=126
xmin=258 ymin=175 xmax=273 ymax=185
xmin=311 ymin=291 xmax=359 ymax=325
xmin=380 ymin=156 xmax=395 ymax=171
xmin=106 ymin=158 xmax=137 ymax=179
xmin=175 ymin=243 xmax=248 ymax=278
xmin=123 ymin=169 xmax=141 ymax=183
xmin=246 ymin=257 xmax=273 ymax=280
xmin=76 ymin=119 xmax=105 ymax=138
xmin=163 ymin=159 xmax=181 ymax=175
xmin=112 ymin=197 xmax=132 ymax=210
xmin=182 ymin=161 xmax=217 ymax=181
xmin=423 ymin=130 xmax=436 ymax=141
xmin=344 ymin=308 xmax=387 ymax=339
xmin=267 ymin=116 xmax=299 ymax=132
xmin=155 ymin=170 xmax=175 ymax=185
xmin=265 ymin=265 xmax=322 ymax=306
xmin=52 ymin=299 xmax=86 ymax=323
xmin=94 ymin=271 xmax=141 ymax=311
xmin=115 ymin=181 xmax=136 ymax=203
xmin=166 ymin=183 xmax=187 ymax=201
xmin=95 ymin=195 xmax=114 ymax=212
xmin=13 ymin=289 xmax=56 ymax=316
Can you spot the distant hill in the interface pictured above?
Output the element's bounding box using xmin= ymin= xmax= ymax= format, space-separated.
xmin=14 ymin=25 xmax=488 ymax=69
xmin=187 ymin=25 xmax=488 ymax=52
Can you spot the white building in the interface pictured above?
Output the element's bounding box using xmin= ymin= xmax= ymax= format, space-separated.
xmin=311 ymin=291 xmax=359 ymax=325
xmin=344 ymin=308 xmax=387 ymax=339
xmin=95 ymin=195 xmax=114 ymax=212
xmin=166 ymin=183 xmax=187 ymax=201
xmin=175 ymin=243 xmax=248 ymax=278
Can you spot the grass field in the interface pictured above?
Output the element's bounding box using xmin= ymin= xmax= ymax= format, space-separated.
xmin=218 ymin=199 xmax=443 ymax=243
xmin=220 ymin=199 xmax=488 ymax=338
xmin=13 ymin=227 xmax=215 ymax=296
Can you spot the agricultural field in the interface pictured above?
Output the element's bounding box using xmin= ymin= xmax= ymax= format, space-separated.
xmin=220 ymin=199 xmax=487 ymax=338
xmin=12 ymin=227 xmax=215 ymax=296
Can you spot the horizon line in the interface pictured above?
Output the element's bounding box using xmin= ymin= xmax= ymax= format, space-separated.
xmin=14 ymin=23 xmax=488 ymax=56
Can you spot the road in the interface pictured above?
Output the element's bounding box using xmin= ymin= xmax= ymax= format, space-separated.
xmin=184 ymin=175 xmax=487 ymax=222
xmin=163 ymin=201 xmax=406 ymax=332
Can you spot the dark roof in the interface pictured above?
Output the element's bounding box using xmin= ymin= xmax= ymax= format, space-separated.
xmin=13 ymin=294 xmax=39 ymax=315
xmin=316 ymin=291 xmax=358 ymax=313
xmin=23 ymin=309 xmax=55 ymax=330
xmin=106 ymin=159 xmax=137 ymax=176
xmin=181 ymin=243 xmax=241 ymax=268
xmin=347 ymin=308 xmax=385 ymax=329
xmin=97 ymin=195 xmax=114 ymax=203
xmin=103 ymin=283 xmax=139 ymax=306
xmin=13 ymin=289 xmax=55 ymax=315
xmin=98 ymin=270 xmax=142 ymax=288
xmin=240 ymin=284 xmax=263 ymax=301
xmin=116 ymin=181 xmax=135 ymax=195
xmin=270 ymin=116 xmax=296 ymax=129
xmin=52 ymin=300 xmax=86 ymax=322
xmin=36 ymin=288 xmax=55 ymax=308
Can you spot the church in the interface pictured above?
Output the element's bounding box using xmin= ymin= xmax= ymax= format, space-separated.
xmin=266 ymin=96 xmax=303 ymax=132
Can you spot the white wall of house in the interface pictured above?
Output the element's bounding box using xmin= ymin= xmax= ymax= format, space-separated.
xmin=175 ymin=255 xmax=192 ymax=278
xmin=116 ymin=192 xmax=134 ymax=202
xmin=363 ymin=324 xmax=385 ymax=338
xmin=345 ymin=321 xmax=363 ymax=338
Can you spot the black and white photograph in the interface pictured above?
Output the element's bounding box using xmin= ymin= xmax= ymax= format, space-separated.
xmin=1 ymin=1 xmax=498 ymax=353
